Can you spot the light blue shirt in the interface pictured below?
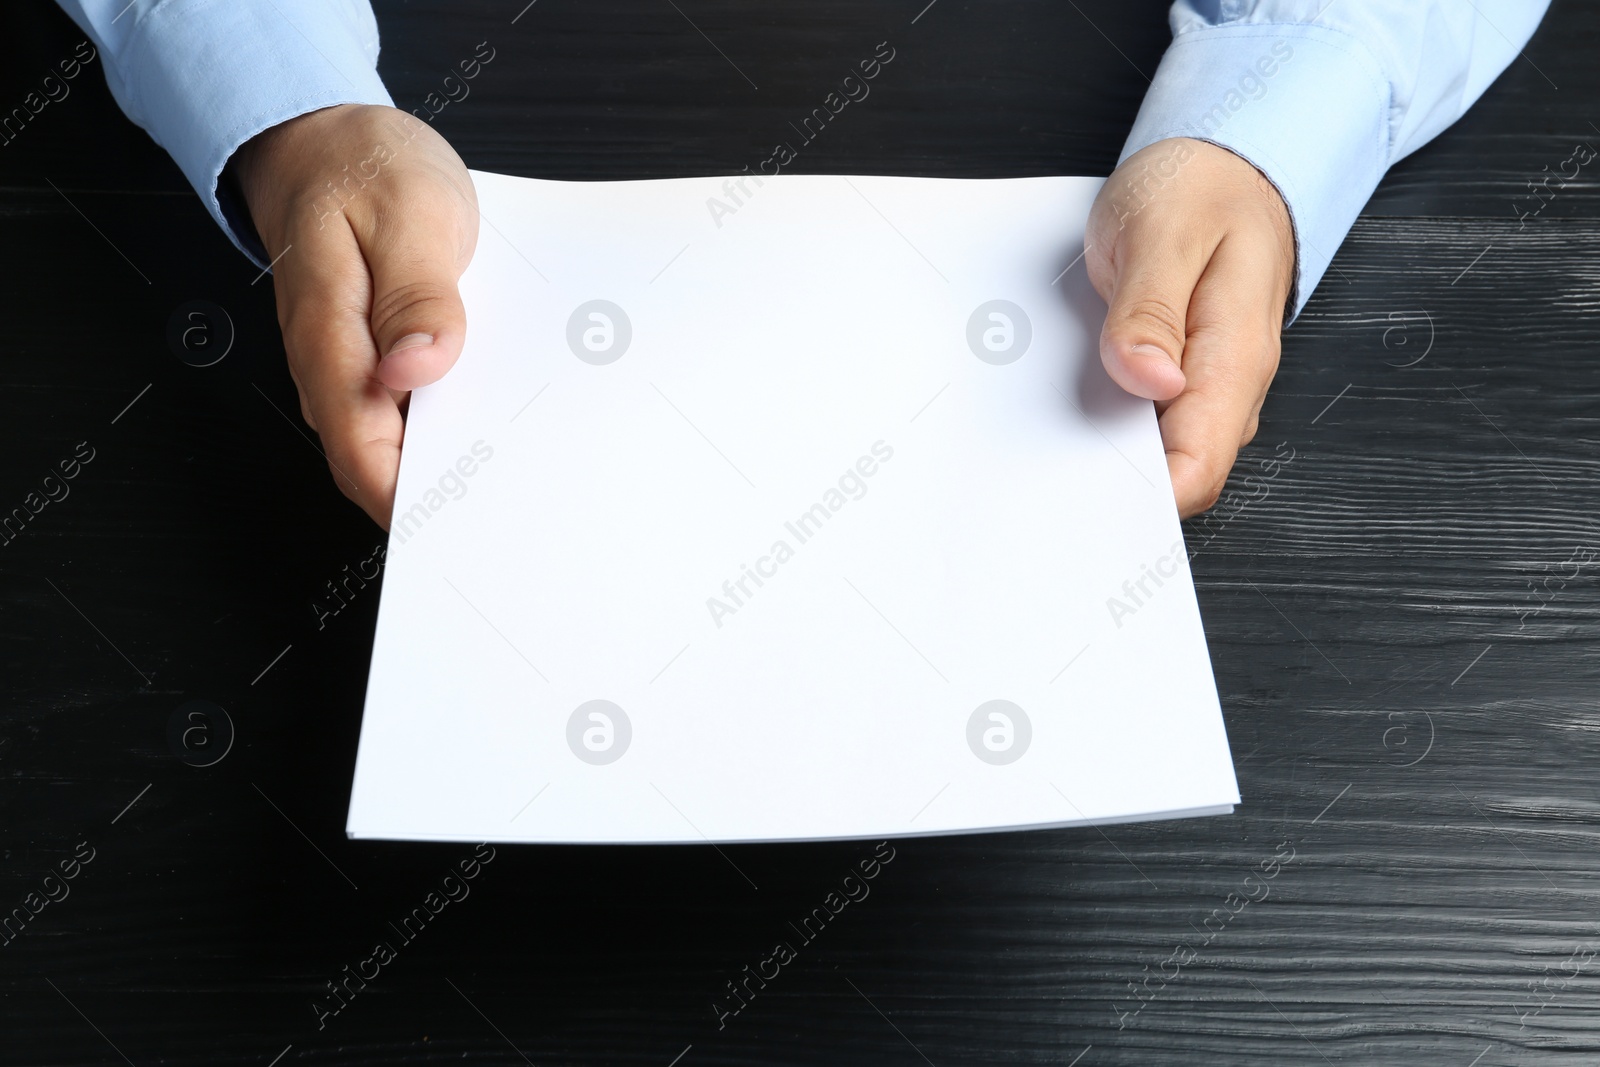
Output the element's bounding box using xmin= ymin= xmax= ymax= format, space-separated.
xmin=54 ymin=0 xmax=392 ymax=264
xmin=59 ymin=0 xmax=1551 ymax=312
xmin=1122 ymin=1 xmax=1552 ymax=316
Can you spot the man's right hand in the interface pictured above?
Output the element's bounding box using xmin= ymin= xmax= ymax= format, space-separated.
xmin=234 ymin=103 xmax=479 ymax=528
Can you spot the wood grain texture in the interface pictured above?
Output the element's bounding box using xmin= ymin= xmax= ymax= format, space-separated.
xmin=2 ymin=1 xmax=1598 ymax=1064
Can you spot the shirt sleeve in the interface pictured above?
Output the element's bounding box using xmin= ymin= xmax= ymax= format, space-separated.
xmin=53 ymin=0 xmax=394 ymax=267
xmin=1120 ymin=1 xmax=1553 ymax=319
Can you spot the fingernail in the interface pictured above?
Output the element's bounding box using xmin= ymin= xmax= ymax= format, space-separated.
xmin=1122 ymin=342 xmax=1185 ymax=399
xmin=387 ymin=333 xmax=434 ymax=356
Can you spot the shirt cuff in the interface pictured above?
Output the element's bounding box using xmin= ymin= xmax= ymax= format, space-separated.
xmin=115 ymin=0 xmax=393 ymax=267
xmin=1118 ymin=23 xmax=1391 ymax=321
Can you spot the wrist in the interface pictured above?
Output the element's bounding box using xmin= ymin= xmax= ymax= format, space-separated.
xmin=234 ymin=104 xmax=366 ymax=254
xmin=1173 ymin=137 xmax=1296 ymax=320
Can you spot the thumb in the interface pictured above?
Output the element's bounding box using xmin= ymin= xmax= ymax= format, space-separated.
xmin=366 ymin=221 xmax=473 ymax=392
xmin=1098 ymin=230 xmax=1213 ymax=402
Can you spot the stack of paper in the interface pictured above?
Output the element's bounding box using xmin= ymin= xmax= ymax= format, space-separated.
xmin=346 ymin=171 xmax=1238 ymax=844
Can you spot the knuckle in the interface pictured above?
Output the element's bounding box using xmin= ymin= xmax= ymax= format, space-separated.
xmin=1084 ymin=248 xmax=1115 ymax=303
xmin=323 ymin=450 xmax=363 ymax=505
xmin=1193 ymin=451 xmax=1238 ymax=515
xmin=1119 ymin=297 xmax=1186 ymax=346
xmin=281 ymin=299 xmax=369 ymax=359
xmin=370 ymin=280 xmax=458 ymax=337
xmin=1261 ymin=334 xmax=1283 ymax=375
xmin=1170 ymin=447 xmax=1230 ymax=516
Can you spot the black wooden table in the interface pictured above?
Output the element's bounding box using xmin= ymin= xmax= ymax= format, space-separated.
xmin=4 ymin=1 xmax=1598 ymax=1063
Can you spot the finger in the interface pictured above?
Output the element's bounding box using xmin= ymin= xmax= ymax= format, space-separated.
xmin=362 ymin=183 xmax=477 ymax=393
xmin=1098 ymin=224 xmax=1217 ymax=403
xmin=284 ymin=359 xmax=316 ymax=430
xmin=274 ymin=223 xmax=405 ymax=528
xmin=1154 ymin=235 xmax=1283 ymax=518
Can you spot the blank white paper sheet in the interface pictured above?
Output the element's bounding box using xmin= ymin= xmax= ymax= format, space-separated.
xmin=346 ymin=170 xmax=1239 ymax=844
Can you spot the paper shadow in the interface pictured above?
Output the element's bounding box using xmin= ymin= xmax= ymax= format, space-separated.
xmin=1051 ymin=251 xmax=1136 ymax=419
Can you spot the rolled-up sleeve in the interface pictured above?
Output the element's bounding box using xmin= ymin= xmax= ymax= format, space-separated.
xmin=1121 ymin=1 xmax=1552 ymax=319
xmin=54 ymin=0 xmax=393 ymax=266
